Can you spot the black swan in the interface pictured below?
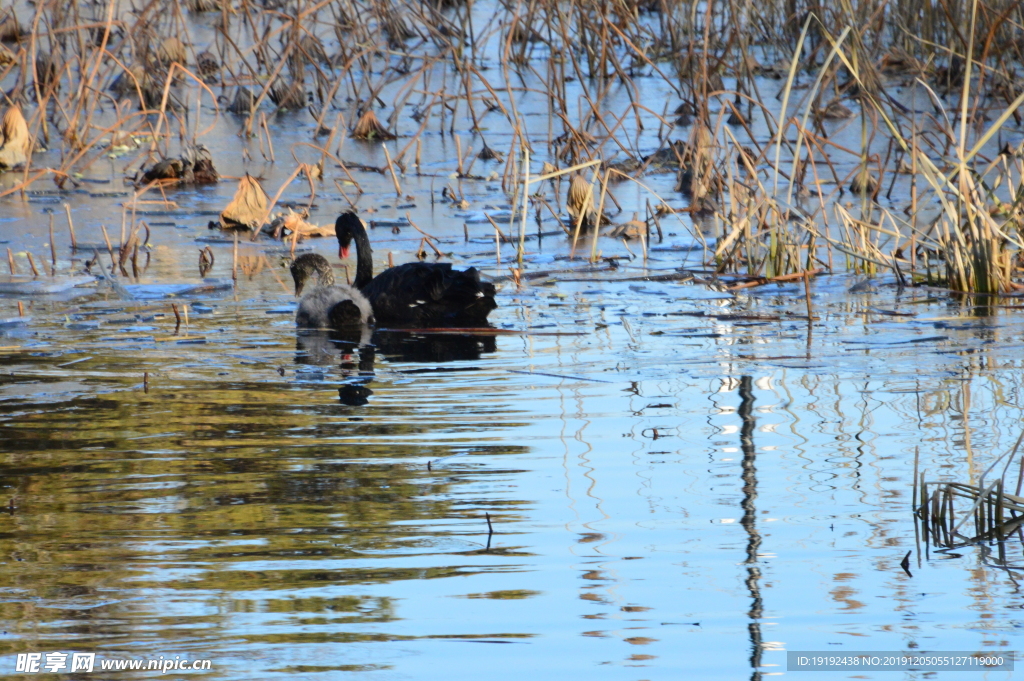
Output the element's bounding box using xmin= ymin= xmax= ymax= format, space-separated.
xmin=290 ymin=253 xmax=374 ymax=329
xmin=334 ymin=212 xmax=497 ymax=326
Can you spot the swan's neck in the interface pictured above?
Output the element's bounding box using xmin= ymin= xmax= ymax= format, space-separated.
xmin=352 ymin=224 xmax=374 ymax=289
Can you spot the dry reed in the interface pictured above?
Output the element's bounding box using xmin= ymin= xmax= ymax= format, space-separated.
xmin=0 ymin=0 xmax=1021 ymax=294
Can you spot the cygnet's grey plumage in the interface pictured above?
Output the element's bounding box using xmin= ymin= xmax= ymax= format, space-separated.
xmin=290 ymin=253 xmax=374 ymax=328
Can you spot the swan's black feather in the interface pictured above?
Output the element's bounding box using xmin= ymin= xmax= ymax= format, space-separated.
xmin=335 ymin=213 xmax=497 ymax=326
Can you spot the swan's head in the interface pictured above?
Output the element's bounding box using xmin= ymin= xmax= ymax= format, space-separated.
xmin=290 ymin=253 xmax=335 ymax=296
xmin=334 ymin=212 xmax=363 ymax=260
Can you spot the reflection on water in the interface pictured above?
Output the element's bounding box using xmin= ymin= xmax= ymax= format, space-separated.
xmin=294 ymin=328 xmax=498 ymax=405
xmin=4 ymin=275 xmax=1024 ymax=679
xmin=1 ymin=7 xmax=1024 ymax=679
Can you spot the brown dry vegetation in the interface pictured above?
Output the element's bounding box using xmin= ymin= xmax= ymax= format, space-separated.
xmin=0 ymin=0 xmax=1022 ymax=292
xmin=220 ymin=174 xmax=268 ymax=230
xmin=0 ymin=105 xmax=29 ymax=168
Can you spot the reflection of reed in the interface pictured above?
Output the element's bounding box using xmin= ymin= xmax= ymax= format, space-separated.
xmin=737 ymin=375 xmax=764 ymax=679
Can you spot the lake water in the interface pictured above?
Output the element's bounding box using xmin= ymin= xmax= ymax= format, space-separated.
xmin=1 ymin=1 xmax=1023 ymax=678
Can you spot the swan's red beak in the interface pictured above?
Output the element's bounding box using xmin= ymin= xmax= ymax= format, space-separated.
xmin=340 ymin=246 xmax=350 ymax=259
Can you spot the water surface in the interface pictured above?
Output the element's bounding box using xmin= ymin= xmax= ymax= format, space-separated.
xmin=1 ymin=3 xmax=1024 ymax=679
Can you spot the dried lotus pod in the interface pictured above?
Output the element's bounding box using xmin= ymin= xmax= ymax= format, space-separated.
xmin=350 ymin=108 xmax=395 ymax=140
xmin=566 ymin=174 xmax=595 ymax=230
xmin=270 ymin=80 xmax=306 ymax=110
xmin=849 ymin=166 xmax=877 ymax=196
xmin=195 ymin=50 xmax=219 ymax=82
xmin=186 ymin=0 xmax=223 ymax=11
xmin=157 ymin=37 xmax=187 ymax=66
xmin=110 ymin=64 xmax=146 ymax=98
xmin=138 ymin=144 xmax=217 ymax=186
xmin=0 ymin=8 xmax=21 ymax=42
xmin=227 ymin=87 xmax=256 ymax=115
xmin=606 ymin=217 xmax=647 ymax=240
xmin=35 ymin=51 xmax=59 ymax=93
xmin=818 ymin=99 xmax=855 ymax=120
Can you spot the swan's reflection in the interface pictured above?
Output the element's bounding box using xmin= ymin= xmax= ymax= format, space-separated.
xmin=294 ymin=326 xmax=498 ymax=405
xmin=371 ymin=329 xmax=497 ymax=363
xmin=294 ymin=326 xmax=374 ymax=369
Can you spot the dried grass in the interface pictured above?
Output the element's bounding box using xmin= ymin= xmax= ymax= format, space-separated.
xmin=1 ymin=0 xmax=1024 ymax=295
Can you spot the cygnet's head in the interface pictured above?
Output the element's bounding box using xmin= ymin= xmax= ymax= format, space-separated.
xmin=290 ymin=253 xmax=335 ymax=296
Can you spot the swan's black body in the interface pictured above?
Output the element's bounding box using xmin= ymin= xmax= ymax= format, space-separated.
xmin=334 ymin=212 xmax=497 ymax=327
xmin=291 ymin=253 xmax=374 ymax=329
